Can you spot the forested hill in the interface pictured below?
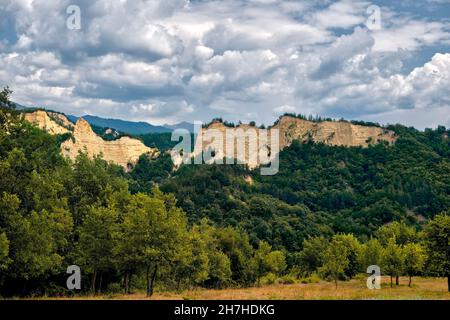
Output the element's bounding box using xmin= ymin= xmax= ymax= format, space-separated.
xmin=153 ymin=124 xmax=450 ymax=251
xmin=1 ymin=87 xmax=449 ymax=296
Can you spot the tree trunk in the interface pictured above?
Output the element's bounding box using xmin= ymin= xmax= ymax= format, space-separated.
xmin=150 ymin=264 xmax=158 ymax=296
xmin=335 ymin=271 xmax=338 ymax=289
xmin=390 ymin=275 xmax=393 ymax=288
xmin=146 ymin=266 xmax=150 ymax=297
xmin=123 ymin=271 xmax=132 ymax=294
xmin=408 ymin=275 xmax=412 ymax=287
xmin=146 ymin=264 xmax=158 ymax=297
xmin=98 ymin=272 xmax=103 ymax=294
xmin=128 ymin=273 xmax=132 ymax=294
xmin=91 ymin=270 xmax=97 ymax=295
xmin=395 ymin=274 xmax=399 ymax=286
xmin=123 ymin=272 xmax=129 ymax=294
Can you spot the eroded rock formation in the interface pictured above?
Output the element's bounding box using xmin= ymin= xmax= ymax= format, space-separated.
xmin=184 ymin=116 xmax=396 ymax=168
xmin=24 ymin=110 xmax=158 ymax=169
xmin=273 ymin=115 xmax=396 ymax=147
xmin=24 ymin=110 xmax=72 ymax=135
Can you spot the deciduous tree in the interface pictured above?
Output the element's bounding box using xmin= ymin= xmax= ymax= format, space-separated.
xmin=423 ymin=214 xmax=450 ymax=291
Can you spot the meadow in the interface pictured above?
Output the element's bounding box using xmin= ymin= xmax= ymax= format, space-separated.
xmin=28 ymin=276 xmax=450 ymax=300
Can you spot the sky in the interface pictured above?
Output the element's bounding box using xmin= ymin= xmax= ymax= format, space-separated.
xmin=0 ymin=0 xmax=449 ymax=129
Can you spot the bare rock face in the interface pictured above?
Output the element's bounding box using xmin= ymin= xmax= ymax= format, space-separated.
xmin=24 ymin=110 xmax=71 ymax=135
xmin=190 ymin=116 xmax=396 ymax=168
xmin=273 ymin=116 xmax=397 ymax=147
xmin=61 ymin=118 xmax=158 ymax=169
xmin=24 ymin=110 xmax=157 ymax=169
xmin=190 ymin=121 xmax=269 ymax=168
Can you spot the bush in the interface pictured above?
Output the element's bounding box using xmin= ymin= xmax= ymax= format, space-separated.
xmin=354 ymin=273 xmax=367 ymax=280
xmin=259 ymin=273 xmax=277 ymax=285
xmin=300 ymin=273 xmax=321 ymax=284
xmin=277 ymin=274 xmax=297 ymax=284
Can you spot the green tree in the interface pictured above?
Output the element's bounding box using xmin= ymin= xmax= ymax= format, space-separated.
xmin=0 ymin=87 xmax=16 ymax=132
xmin=423 ymin=214 xmax=450 ymax=291
xmin=359 ymin=238 xmax=383 ymax=270
xmin=296 ymin=236 xmax=328 ymax=276
xmin=115 ymin=191 xmax=189 ymax=296
xmin=0 ymin=232 xmax=10 ymax=271
xmin=254 ymin=241 xmax=286 ymax=285
xmin=376 ymin=221 xmax=416 ymax=285
xmin=208 ymin=251 xmax=232 ymax=288
xmin=75 ymin=205 xmax=118 ymax=294
xmin=191 ymin=219 xmax=233 ymax=288
xmin=332 ymin=234 xmax=362 ymax=278
xmin=319 ymin=239 xmax=349 ymax=288
xmin=6 ymin=208 xmax=73 ymax=282
xmin=376 ymin=221 xmax=417 ymax=246
xmin=381 ymin=237 xmax=404 ymax=287
xmin=254 ymin=241 xmax=272 ymax=285
xmin=215 ymin=226 xmax=256 ymax=286
xmin=265 ymin=250 xmax=286 ymax=275
xmin=403 ymin=243 xmax=426 ymax=287
xmin=176 ymin=227 xmax=209 ymax=289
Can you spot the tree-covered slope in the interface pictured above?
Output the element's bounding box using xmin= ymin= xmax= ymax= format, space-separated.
xmin=132 ymin=125 xmax=450 ymax=251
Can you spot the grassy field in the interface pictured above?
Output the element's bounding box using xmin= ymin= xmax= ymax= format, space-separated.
xmin=27 ymin=276 xmax=450 ymax=300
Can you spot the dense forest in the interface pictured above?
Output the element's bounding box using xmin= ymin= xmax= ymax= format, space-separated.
xmin=0 ymin=87 xmax=449 ymax=297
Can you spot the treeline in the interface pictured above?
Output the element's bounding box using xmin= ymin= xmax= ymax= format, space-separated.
xmin=294 ymin=219 xmax=449 ymax=289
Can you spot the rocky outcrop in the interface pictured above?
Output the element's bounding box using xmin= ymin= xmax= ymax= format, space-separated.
xmin=187 ymin=116 xmax=396 ymax=168
xmin=24 ymin=110 xmax=72 ymax=135
xmin=62 ymin=118 xmax=158 ymax=169
xmin=273 ymin=116 xmax=396 ymax=148
xmin=24 ymin=110 xmax=158 ymax=169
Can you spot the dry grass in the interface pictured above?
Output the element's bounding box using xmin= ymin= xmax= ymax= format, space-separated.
xmin=26 ymin=276 xmax=450 ymax=300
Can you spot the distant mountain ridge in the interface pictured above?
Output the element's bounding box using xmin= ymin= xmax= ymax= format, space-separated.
xmin=14 ymin=102 xmax=194 ymax=134
xmin=67 ymin=115 xmax=173 ymax=134
xmin=163 ymin=121 xmax=195 ymax=132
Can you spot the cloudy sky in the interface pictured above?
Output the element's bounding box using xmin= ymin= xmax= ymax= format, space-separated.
xmin=1 ymin=0 xmax=449 ymax=128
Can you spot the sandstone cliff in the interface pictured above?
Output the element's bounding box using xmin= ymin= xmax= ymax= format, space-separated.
xmin=273 ymin=115 xmax=396 ymax=147
xmin=186 ymin=116 xmax=396 ymax=168
xmin=24 ymin=110 xmax=158 ymax=169
xmin=24 ymin=110 xmax=72 ymax=135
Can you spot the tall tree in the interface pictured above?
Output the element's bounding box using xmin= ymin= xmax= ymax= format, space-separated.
xmin=75 ymin=205 xmax=118 ymax=294
xmin=359 ymin=238 xmax=383 ymax=270
xmin=332 ymin=234 xmax=362 ymax=278
xmin=254 ymin=241 xmax=286 ymax=285
xmin=423 ymin=214 xmax=450 ymax=291
xmin=116 ymin=191 xmax=189 ymax=296
xmin=296 ymin=236 xmax=328 ymax=276
xmin=381 ymin=237 xmax=403 ymax=287
xmin=376 ymin=221 xmax=416 ymax=285
xmin=319 ymin=239 xmax=349 ymax=289
xmin=0 ymin=232 xmax=10 ymax=271
xmin=0 ymin=87 xmax=14 ymax=108
xmin=192 ymin=219 xmax=232 ymax=288
xmin=403 ymin=243 xmax=426 ymax=287
xmin=376 ymin=221 xmax=417 ymax=246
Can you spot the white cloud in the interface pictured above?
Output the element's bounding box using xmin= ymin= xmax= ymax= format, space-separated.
xmin=0 ymin=0 xmax=449 ymax=129
xmin=309 ymin=0 xmax=368 ymax=29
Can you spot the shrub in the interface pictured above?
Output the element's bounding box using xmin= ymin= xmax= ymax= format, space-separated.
xmin=259 ymin=273 xmax=277 ymax=285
